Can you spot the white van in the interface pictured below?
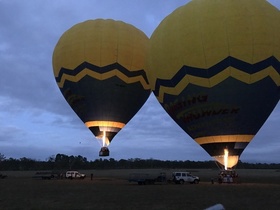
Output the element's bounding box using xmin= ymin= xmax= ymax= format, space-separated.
xmin=172 ymin=172 xmax=200 ymax=184
xmin=65 ymin=171 xmax=86 ymax=179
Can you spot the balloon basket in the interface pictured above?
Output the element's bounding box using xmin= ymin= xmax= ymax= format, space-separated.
xmin=99 ymin=147 xmax=109 ymax=156
xmin=217 ymin=170 xmax=238 ymax=184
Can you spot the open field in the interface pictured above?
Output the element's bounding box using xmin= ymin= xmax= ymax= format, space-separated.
xmin=0 ymin=169 xmax=280 ymax=210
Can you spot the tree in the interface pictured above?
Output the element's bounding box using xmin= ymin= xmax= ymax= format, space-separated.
xmin=46 ymin=155 xmax=55 ymax=162
xmin=0 ymin=153 xmax=6 ymax=162
xmin=55 ymin=154 xmax=70 ymax=170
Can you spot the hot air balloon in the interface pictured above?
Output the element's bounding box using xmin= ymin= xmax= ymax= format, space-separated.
xmin=147 ymin=0 xmax=280 ymax=169
xmin=53 ymin=19 xmax=150 ymax=156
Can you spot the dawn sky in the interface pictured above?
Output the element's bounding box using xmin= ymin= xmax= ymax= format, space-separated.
xmin=0 ymin=0 xmax=280 ymax=163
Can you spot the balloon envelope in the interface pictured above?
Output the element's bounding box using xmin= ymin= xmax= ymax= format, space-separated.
xmin=53 ymin=19 xmax=150 ymax=155
xmin=147 ymin=0 xmax=280 ymax=168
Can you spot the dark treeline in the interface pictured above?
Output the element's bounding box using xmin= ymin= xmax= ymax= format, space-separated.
xmin=0 ymin=153 xmax=279 ymax=171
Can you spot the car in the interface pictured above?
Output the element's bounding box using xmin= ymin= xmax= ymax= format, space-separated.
xmin=65 ymin=171 xmax=86 ymax=179
xmin=172 ymin=172 xmax=200 ymax=184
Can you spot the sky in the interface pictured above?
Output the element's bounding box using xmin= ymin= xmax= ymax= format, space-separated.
xmin=0 ymin=0 xmax=280 ymax=164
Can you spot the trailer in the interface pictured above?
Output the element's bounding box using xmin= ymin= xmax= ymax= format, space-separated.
xmin=32 ymin=171 xmax=59 ymax=180
xmin=128 ymin=172 xmax=166 ymax=185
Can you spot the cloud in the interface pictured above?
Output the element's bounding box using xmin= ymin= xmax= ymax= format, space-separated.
xmin=0 ymin=0 xmax=279 ymax=164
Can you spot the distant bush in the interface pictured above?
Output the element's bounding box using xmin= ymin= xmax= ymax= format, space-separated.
xmin=0 ymin=153 xmax=279 ymax=171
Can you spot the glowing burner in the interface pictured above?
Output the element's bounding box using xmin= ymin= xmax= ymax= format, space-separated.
xmin=224 ymin=148 xmax=229 ymax=170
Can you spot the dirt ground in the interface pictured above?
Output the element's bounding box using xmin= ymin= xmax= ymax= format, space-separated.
xmin=0 ymin=169 xmax=280 ymax=210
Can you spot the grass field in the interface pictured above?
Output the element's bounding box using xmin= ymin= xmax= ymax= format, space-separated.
xmin=0 ymin=169 xmax=280 ymax=210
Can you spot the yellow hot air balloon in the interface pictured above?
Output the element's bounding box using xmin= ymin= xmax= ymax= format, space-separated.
xmin=53 ymin=19 xmax=150 ymax=156
xmin=147 ymin=0 xmax=280 ymax=169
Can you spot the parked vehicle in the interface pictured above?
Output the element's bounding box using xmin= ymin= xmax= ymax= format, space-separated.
xmin=171 ymin=172 xmax=200 ymax=184
xmin=32 ymin=171 xmax=59 ymax=180
xmin=65 ymin=171 xmax=86 ymax=179
xmin=129 ymin=172 xmax=166 ymax=185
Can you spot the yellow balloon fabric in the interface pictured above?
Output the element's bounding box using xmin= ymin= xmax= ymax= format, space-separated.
xmin=147 ymin=0 xmax=280 ymax=168
xmin=53 ymin=19 xmax=149 ymax=90
xmin=52 ymin=19 xmax=150 ymax=153
xmin=148 ymin=0 xmax=280 ymax=102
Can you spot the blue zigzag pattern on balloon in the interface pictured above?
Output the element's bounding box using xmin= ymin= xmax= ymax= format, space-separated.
xmin=154 ymin=56 xmax=280 ymax=97
xmin=55 ymin=62 xmax=149 ymax=85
